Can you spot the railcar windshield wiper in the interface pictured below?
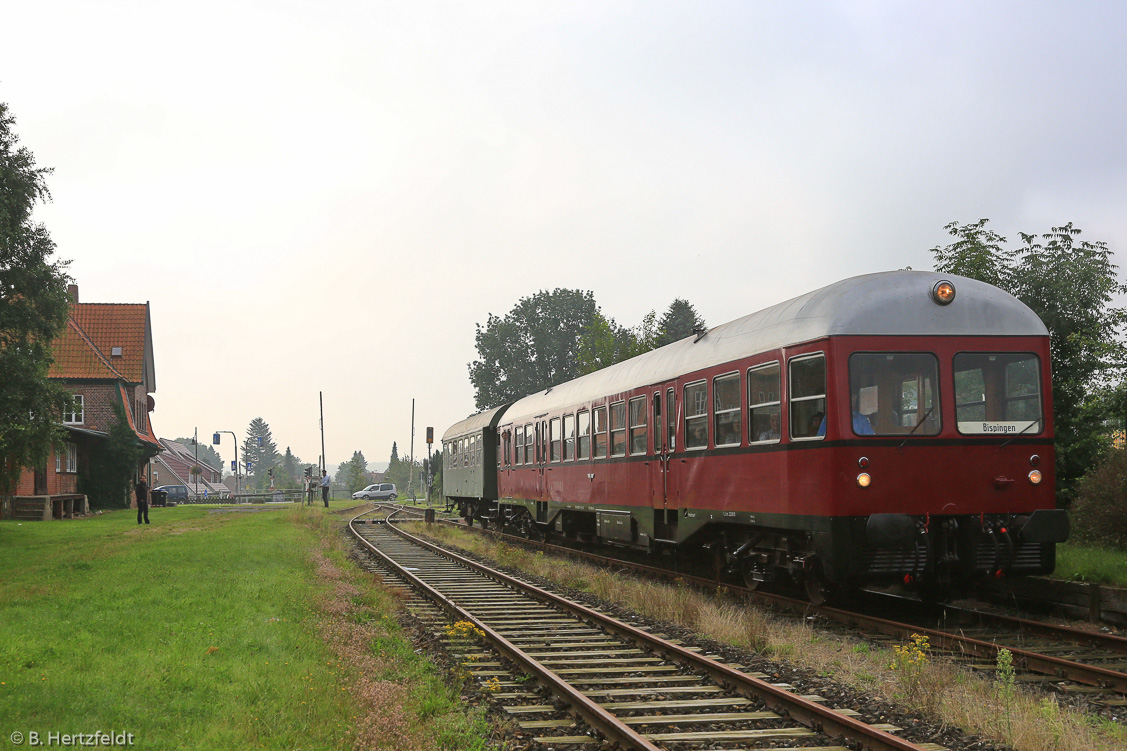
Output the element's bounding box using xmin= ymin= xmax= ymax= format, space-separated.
xmin=1000 ymin=418 xmax=1040 ymax=447
xmin=899 ymin=405 xmax=936 ymax=449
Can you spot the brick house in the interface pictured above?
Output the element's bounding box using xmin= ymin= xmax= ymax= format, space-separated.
xmin=152 ymin=438 xmax=228 ymax=499
xmin=5 ymin=285 xmax=160 ymax=519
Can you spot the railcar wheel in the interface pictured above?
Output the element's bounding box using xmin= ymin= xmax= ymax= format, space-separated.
xmin=802 ymin=561 xmax=834 ymax=606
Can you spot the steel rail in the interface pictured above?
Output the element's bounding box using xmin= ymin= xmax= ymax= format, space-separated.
xmin=382 ymin=511 xmax=930 ymax=751
xmin=431 ymin=513 xmax=1127 ymax=693
xmin=348 ymin=508 xmax=663 ymax=751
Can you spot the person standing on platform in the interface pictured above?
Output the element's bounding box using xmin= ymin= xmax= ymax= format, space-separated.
xmin=135 ymin=476 xmax=150 ymax=525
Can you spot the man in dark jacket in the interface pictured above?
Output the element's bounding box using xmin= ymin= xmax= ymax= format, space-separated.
xmin=135 ymin=477 xmax=150 ymax=525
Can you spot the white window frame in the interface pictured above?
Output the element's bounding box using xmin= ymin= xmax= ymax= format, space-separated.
xmin=712 ymin=371 xmax=742 ymax=447
xmin=63 ymin=395 xmax=84 ymax=425
xmin=683 ymin=379 xmax=709 ymax=450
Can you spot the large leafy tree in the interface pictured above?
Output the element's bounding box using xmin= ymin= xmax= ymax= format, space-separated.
xmin=242 ymin=417 xmax=280 ymax=488
xmin=0 ymin=102 xmax=73 ymax=496
xmin=468 ymin=289 xmax=600 ymax=410
xmin=931 ymin=219 xmax=1127 ymax=499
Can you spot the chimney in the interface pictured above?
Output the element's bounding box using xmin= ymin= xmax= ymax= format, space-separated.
xmin=67 ymin=284 xmax=79 ymax=303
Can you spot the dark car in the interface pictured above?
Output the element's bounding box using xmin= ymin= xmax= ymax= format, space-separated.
xmin=153 ymin=484 xmax=189 ymax=506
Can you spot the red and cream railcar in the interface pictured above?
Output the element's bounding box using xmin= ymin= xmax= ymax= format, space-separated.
xmin=443 ymin=271 xmax=1069 ymax=599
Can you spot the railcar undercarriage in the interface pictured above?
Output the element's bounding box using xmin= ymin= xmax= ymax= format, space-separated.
xmin=451 ymin=498 xmax=1065 ymax=604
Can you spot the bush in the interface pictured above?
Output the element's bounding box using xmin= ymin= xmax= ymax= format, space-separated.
xmin=1070 ymin=448 xmax=1127 ymax=549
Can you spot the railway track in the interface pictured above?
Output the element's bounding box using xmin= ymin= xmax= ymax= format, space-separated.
xmin=397 ymin=505 xmax=1127 ymax=710
xmin=349 ymin=505 xmax=946 ymax=751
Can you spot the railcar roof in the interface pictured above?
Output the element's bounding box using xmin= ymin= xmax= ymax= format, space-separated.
xmin=442 ymin=403 xmax=509 ymax=442
xmin=500 ymin=271 xmax=1047 ymax=423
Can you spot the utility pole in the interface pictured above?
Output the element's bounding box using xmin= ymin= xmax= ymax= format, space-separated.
xmin=319 ymin=391 xmax=326 ymax=476
xmin=409 ymin=398 xmax=416 ymax=503
xmin=425 ymin=426 xmax=433 ymax=507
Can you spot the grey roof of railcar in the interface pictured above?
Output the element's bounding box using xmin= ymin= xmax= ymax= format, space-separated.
xmin=442 ymin=403 xmax=510 ymax=442
xmin=493 ymin=271 xmax=1046 ymax=424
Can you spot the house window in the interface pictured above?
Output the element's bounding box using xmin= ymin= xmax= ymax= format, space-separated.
xmin=63 ymin=395 xmax=84 ymax=425
xmin=56 ymin=442 xmax=77 ymax=473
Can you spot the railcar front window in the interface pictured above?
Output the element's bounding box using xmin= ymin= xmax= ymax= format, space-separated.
xmin=610 ymin=401 xmax=627 ymax=457
xmin=954 ymin=353 xmax=1042 ymax=435
xmin=628 ymin=396 xmax=648 ymax=455
xmin=848 ymin=353 xmax=940 ymax=436
xmin=789 ymin=355 xmax=826 ymax=439
xmin=713 ymin=373 xmax=741 ymax=446
xmin=593 ymin=408 xmax=607 ymax=459
xmin=684 ymin=381 xmax=708 ymax=449
xmin=749 ymin=363 xmax=781 ymax=443
xmin=577 ymin=411 xmax=590 ymax=459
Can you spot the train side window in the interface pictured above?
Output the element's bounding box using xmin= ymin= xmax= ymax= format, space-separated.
xmin=609 ymin=401 xmax=627 ymax=457
xmin=550 ymin=417 xmax=561 ymax=462
xmin=713 ymin=372 xmax=741 ymax=447
xmin=498 ymin=432 xmax=503 ymax=468
xmin=514 ymin=425 xmax=523 ymax=465
xmin=593 ymin=407 xmax=607 ymax=458
xmin=789 ymin=354 xmax=826 ymax=440
xmin=577 ymin=410 xmax=590 ymax=459
xmin=563 ymin=414 xmax=575 ymax=461
xmin=749 ymin=362 xmax=781 ymax=443
xmin=524 ymin=423 xmax=533 ymax=463
xmin=628 ymin=395 xmax=648 ymax=455
xmin=684 ymin=380 xmax=708 ymax=449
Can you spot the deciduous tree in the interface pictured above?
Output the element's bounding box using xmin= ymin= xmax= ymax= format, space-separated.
xmin=0 ymin=102 xmax=72 ymax=496
xmin=932 ymin=220 xmax=1127 ymax=498
xmin=468 ymin=289 xmax=600 ymax=409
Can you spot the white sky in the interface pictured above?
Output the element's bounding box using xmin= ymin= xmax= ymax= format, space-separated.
xmin=4 ymin=1 xmax=1126 ymax=473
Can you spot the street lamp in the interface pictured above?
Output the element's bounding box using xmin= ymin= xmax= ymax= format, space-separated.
xmin=213 ymin=431 xmax=239 ymax=501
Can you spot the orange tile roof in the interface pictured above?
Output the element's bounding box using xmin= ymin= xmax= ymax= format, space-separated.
xmin=48 ymin=318 xmax=126 ymax=380
xmin=69 ymin=303 xmax=148 ymax=384
xmin=119 ymin=383 xmax=161 ymax=448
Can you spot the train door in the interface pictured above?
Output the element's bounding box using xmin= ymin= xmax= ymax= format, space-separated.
xmin=652 ymin=390 xmax=667 ymax=510
xmin=537 ymin=420 xmax=547 ymax=499
xmin=655 ymin=384 xmax=679 ymax=539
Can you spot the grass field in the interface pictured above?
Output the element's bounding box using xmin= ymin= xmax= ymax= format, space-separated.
xmin=0 ymin=503 xmax=491 ymax=751
xmin=1056 ymin=542 xmax=1127 ymax=587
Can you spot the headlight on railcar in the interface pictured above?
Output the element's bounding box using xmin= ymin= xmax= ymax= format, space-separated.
xmin=857 ymin=473 xmax=872 ymax=488
xmin=931 ymin=280 xmax=956 ymax=305
xmin=1029 ymin=470 xmax=1043 ymax=485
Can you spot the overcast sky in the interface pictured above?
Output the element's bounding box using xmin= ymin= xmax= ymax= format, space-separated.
xmin=3 ymin=1 xmax=1125 ymax=475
